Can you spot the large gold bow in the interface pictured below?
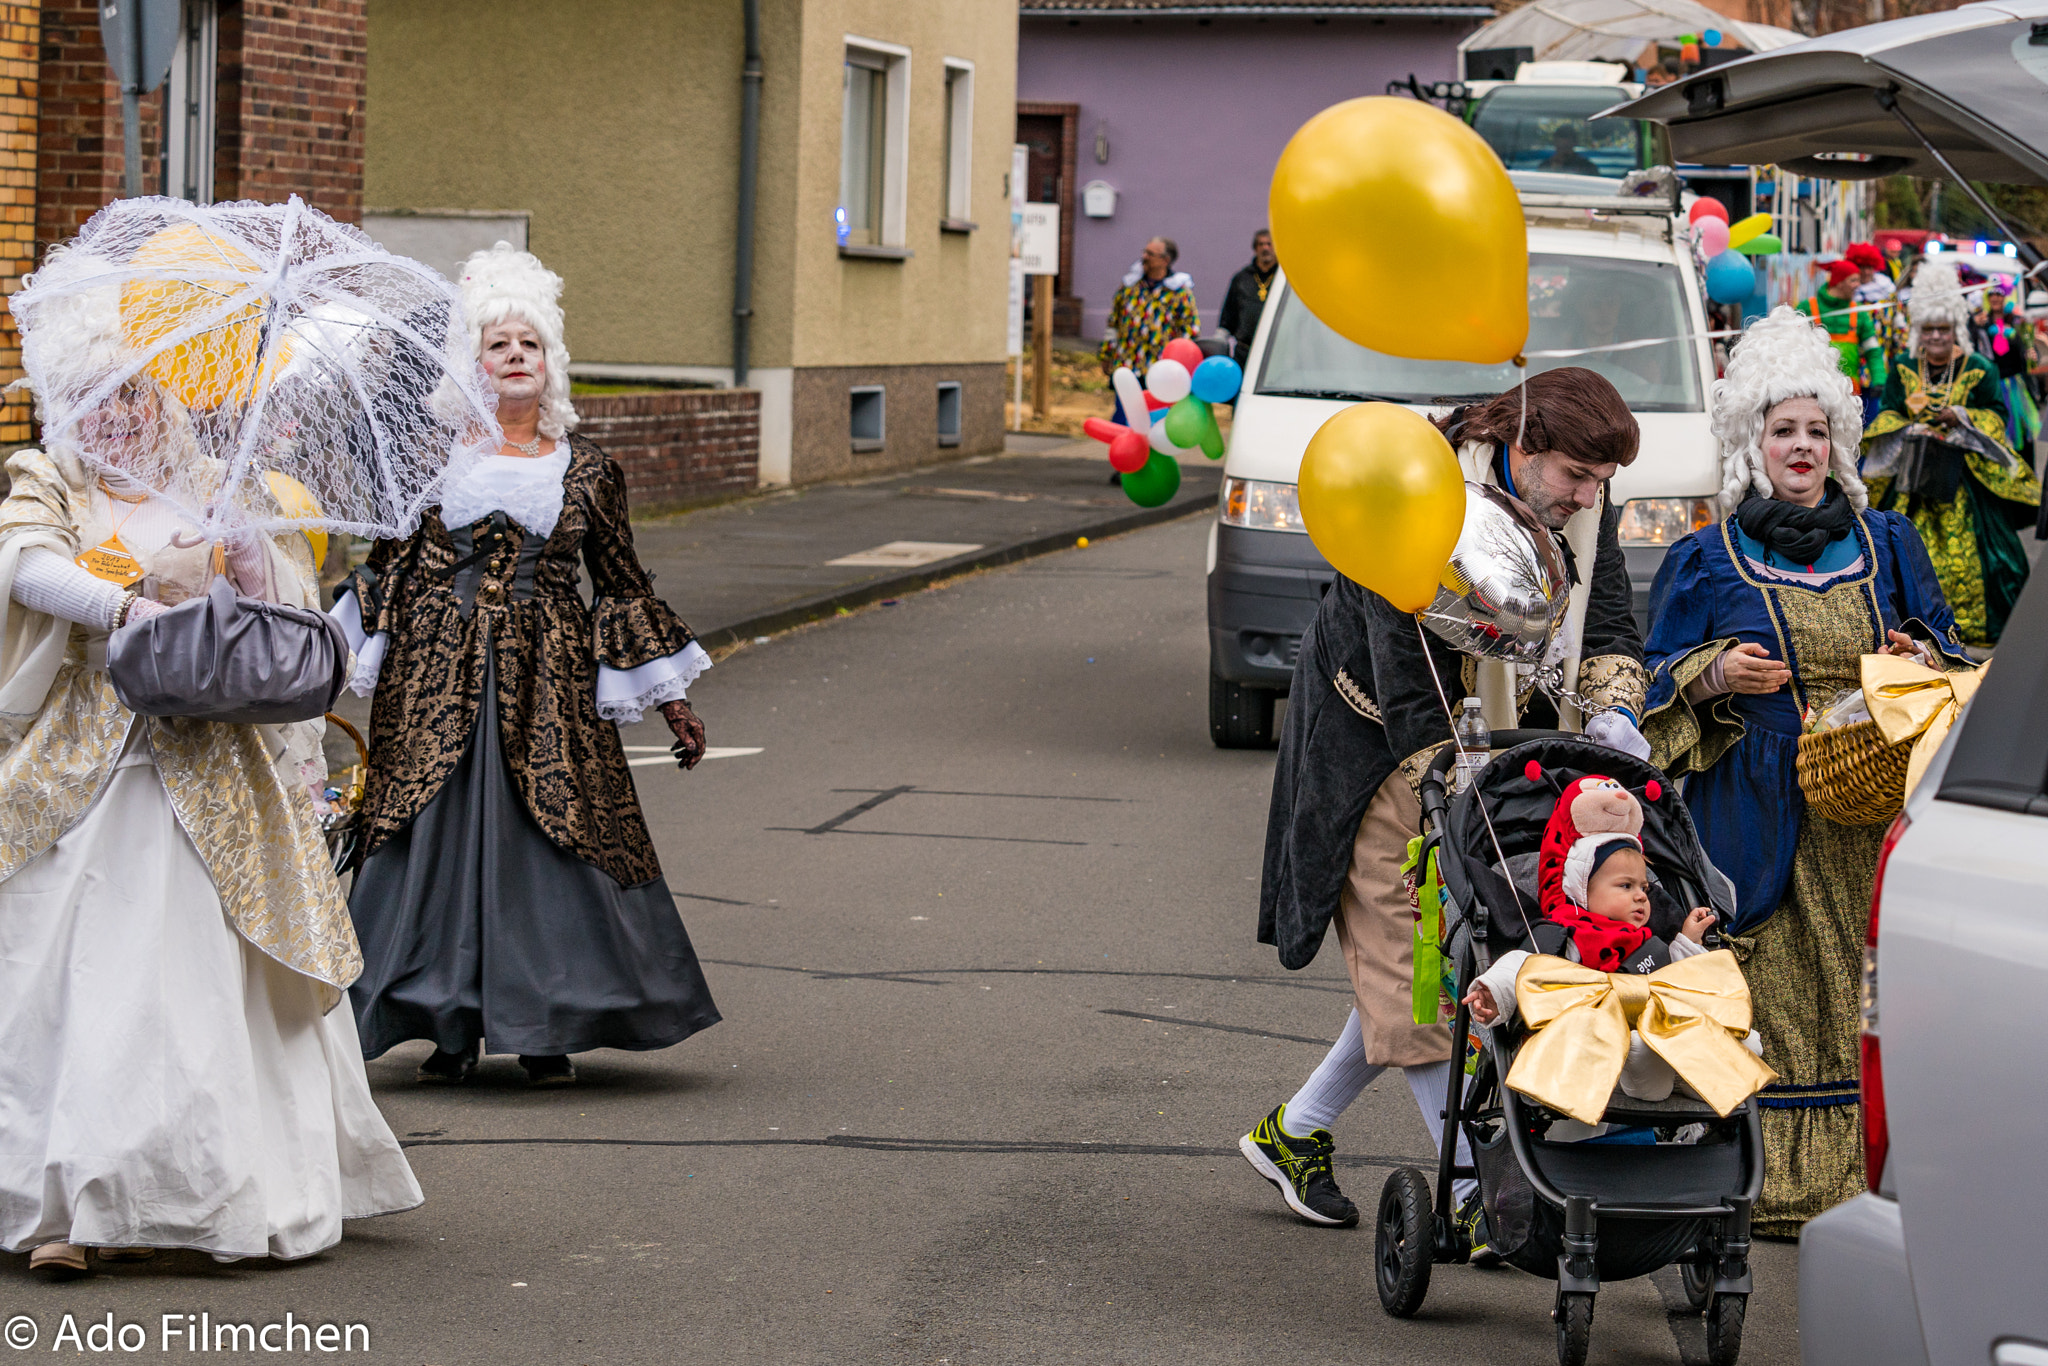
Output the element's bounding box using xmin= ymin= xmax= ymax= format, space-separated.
xmin=1504 ymin=951 xmax=1778 ymax=1125
xmin=1863 ymin=653 xmax=1983 ymax=800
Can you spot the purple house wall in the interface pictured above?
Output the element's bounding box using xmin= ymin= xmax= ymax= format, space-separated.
xmin=1019 ymin=5 xmax=1489 ymax=340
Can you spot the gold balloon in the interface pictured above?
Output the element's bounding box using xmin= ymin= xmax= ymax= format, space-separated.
xmin=1299 ymin=402 xmax=1466 ymax=612
xmin=121 ymin=221 xmax=293 ymax=410
xmin=1270 ymin=97 xmax=1527 ymax=364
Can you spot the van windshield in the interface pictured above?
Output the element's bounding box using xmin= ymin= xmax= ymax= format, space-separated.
xmin=1468 ymin=86 xmax=1668 ymax=179
xmin=1256 ymin=255 xmax=1702 ymax=412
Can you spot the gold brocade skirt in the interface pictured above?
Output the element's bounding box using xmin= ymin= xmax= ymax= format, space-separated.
xmin=1744 ymin=810 xmax=1885 ymax=1235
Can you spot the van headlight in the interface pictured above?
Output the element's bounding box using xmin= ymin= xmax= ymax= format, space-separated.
xmin=1222 ymin=477 xmax=1307 ymax=533
xmin=1617 ymin=497 xmax=1716 ymax=546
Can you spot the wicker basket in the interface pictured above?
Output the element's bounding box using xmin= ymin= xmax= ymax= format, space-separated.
xmin=1796 ymin=718 xmax=1911 ymax=826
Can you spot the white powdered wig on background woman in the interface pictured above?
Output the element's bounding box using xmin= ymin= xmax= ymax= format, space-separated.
xmin=458 ymin=241 xmax=579 ymax=440
xmin=1905 ymin=258 xmax=1974 ymax=356
xmin=1710 ymin=305 xmax=1868 ymax=514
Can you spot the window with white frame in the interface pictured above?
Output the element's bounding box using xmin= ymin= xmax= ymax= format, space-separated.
xmin=942 ymin=60 xmax=973 ymax=225
xmin=161 ymin=0 xmax=218 ymax=204
xmin=839 ymin=38 xmax=909 ymax=249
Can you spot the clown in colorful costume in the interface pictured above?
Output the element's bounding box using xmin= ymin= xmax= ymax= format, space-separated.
xmin=1861 ymin=260 xmax=2040 ymax=646
xmin=1642 ymin=307 xmax=1968 ymax=1234
xmin=1801 ymin=259 xmax=1886 ymax=394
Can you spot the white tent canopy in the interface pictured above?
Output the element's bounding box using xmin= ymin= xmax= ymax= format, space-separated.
xmin=1459 ymin=0 xmax=1803 ymax=66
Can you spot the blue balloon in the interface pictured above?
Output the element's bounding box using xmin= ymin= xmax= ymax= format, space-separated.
xmin=1190 ymin=355 xmax=1244 ymax=405
xmin=1705 ymin=250 xmax=1756 ymax=304
xmin=1703 ymin=27 xmax=1723 ymax=45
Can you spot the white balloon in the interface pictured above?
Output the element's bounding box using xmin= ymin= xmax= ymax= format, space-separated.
xmin=1146 ymin=358 xmax=1192 ymax=403
xmin=1112 ymin=366 xmax=1151 ymax=426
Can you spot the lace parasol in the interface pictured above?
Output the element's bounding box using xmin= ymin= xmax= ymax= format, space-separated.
xmin=10 ymin=194 xmax=501 ymax=543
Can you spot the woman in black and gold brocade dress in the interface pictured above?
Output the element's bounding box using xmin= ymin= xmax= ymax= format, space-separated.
xmin=336 ymin=244 xmax=719 ymax=1086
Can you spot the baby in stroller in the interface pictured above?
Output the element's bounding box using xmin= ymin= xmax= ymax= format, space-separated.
xmin=1460 ymin=773 xmax=1756 ymax=1108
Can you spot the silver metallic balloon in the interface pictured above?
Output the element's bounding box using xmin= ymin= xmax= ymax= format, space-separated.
xmin=1418 ymin=482 xmax=1570 ymax=663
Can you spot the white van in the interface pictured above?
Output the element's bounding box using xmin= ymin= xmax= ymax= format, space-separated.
xmin=1206 ymin=173 xmax=1720 ymax=746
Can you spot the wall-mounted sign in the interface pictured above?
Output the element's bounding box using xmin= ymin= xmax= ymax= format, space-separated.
xmin=1019 ymin=203 xmax=1060 ymax=276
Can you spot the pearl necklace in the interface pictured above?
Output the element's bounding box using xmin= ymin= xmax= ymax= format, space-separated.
xmin=507 ymin=433 xmax=543 ymax=457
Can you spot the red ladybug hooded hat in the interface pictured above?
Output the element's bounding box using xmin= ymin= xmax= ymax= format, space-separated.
xmin=1529 ymin=768 xmax=1665 ymax=971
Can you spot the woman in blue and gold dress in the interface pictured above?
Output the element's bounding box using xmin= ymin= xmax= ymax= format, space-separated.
xmin=1642 ymin=308 xmax=1967 ymax=1235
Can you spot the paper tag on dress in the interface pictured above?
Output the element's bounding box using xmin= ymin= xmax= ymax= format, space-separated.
xmin=76 ymin=535 xmax=145 ymax=586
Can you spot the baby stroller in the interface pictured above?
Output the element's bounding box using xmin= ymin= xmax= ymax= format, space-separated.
xmin=1377 ymin=731 xmax=1763 ymax=1366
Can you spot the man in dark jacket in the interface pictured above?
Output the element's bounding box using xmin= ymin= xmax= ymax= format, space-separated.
xmin=1236 ymin=369 xmax=1650 ymax=1242
xmin=1217 ymin=229 xmax=1278 ymax=359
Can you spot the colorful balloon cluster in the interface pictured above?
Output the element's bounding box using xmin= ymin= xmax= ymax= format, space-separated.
xmin=1084 ymin=336 xmax=1244 ymax=508
xmin=1689 ymin=198 xmax=1780 ymax=305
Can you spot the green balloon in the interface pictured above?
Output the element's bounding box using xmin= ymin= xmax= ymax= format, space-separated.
xmin=1122 ymin=451 xmax=1182 ymax=508
xmin=1736 ymin=232 xmax=1783 ymax=256
xmin=1164 ymin=395 xmax=1228 ymax=459
xmin=1164 ymin=396 xmax=1208 ymax=447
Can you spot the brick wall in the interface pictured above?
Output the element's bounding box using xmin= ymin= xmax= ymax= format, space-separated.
xmin=0 ymin=2 xmax=34 ymax=444
xmin=219 ymin=0 xmax=364 ymax=222
xmin=34 ymin=0 xmax=157 ymax=247
xmin=574 ymin=390 xmax=760 ymax=513
xmin=34 ymin=0 xmax=365 ymax=248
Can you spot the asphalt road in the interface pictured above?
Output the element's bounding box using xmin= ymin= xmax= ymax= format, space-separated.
xmin=0 ymin=513 xmax=1798 ymax=1365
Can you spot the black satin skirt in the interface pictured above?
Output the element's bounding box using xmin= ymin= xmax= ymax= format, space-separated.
xmin=347 ymin=649 xmax=720 ymax=1060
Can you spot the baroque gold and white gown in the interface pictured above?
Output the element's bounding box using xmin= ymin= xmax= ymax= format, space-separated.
xmin=0 ymin=448 xmax=421 ymax=1261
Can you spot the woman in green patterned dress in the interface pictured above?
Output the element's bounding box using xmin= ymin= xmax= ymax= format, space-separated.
xmin=1862 ymin=259 xmax=2041 ymax=647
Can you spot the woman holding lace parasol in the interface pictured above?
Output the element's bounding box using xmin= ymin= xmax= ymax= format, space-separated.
xmin=0 ymin=200 xmax=439 ymax=1278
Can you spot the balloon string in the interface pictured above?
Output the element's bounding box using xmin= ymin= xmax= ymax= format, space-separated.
xmin=1412 ymin=614 xmax=1537 ymax=947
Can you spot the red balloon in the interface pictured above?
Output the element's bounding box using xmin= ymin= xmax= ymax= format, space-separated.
xmin=1083 ymin=417 xmax=1126 ymax=445
xmin=1108 ymin=429 xmax=1151 ymax=473
xmin=1687 ymin=197 xmax=1729 ymax=225
xmin=1144 ymin=392 xmax=1170 ymax=411
xmin=1160 ymin=338 xmax=1205 ymax=373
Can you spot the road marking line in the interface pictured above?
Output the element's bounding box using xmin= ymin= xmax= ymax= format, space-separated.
xmin=825 ymin=540 xmax=983 ymax=567
xmin=626 ymin=746 xmax=763 ymax=767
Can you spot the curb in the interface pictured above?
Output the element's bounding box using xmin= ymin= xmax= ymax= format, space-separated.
xmin=692 ymin=489 xmax=1218 ymax=652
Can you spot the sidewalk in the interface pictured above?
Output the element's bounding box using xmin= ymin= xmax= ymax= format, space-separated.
xmin=631 ymin=435 xmax=1223 ymax=649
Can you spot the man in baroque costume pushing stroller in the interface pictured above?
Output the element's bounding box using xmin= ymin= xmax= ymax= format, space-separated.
xmin=1241 ymin=367 xmax=1652 ymax=1245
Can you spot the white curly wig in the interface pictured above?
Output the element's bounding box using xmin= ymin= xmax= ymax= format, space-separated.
xmin=458 ymin=241 xmax=577 ymax=439
xmin=14 ymin=242 xmax=135 ymax=427
xmin=1710 ymin=305 xmax=1868 ymax=514
xmin=1906 ymin=258 xmax=1973 ymax=356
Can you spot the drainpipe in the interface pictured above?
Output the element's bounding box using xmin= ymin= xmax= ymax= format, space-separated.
xmin=732 ymin=0 xmax=763 ymax=387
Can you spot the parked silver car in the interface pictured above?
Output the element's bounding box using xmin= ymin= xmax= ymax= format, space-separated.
xmin=1618 ymin=6 xmax=2048 ymax=1361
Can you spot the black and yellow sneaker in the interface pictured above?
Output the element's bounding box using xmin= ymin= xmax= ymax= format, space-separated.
xmin=1238 ymin=1106 xmax=1359 ymax=1227
xmin=1456 ymin=1191 xmax=1501 ymax=1268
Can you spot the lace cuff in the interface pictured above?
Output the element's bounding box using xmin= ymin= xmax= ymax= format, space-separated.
xmin=593 ymin=595 xmax=695 ymax=671
xmin=596 ymin=641 xmax=712 ymax=724
xmin=328 ymin=591 xmax=390 ymax=697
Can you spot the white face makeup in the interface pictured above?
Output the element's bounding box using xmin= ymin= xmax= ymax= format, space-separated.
xmin=480 ymin=318 xmax=546 ymax=407
xmin=1760 ymin=396 xmax=1830 ymax=508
